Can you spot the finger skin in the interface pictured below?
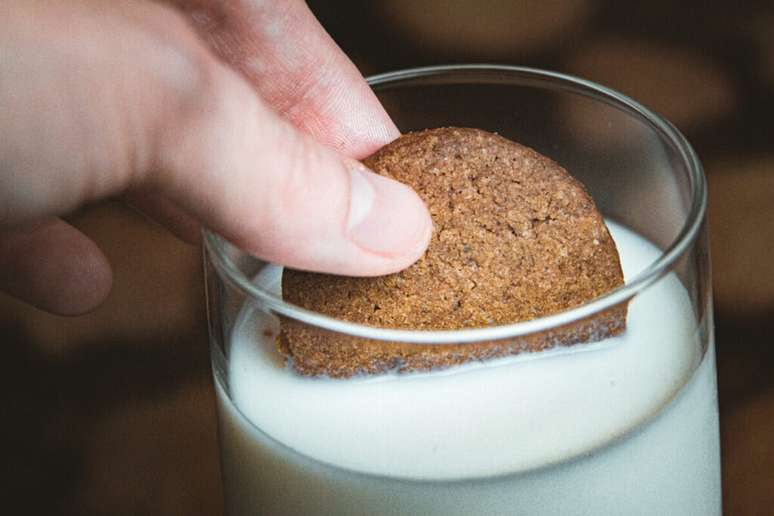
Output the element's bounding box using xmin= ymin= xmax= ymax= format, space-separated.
xmin=169 ymin=0 xmax=400 ymax=157
xmin=0 ymin=218 xmax=113 ymax=315
xmin=0 ymin=0 xmax=209 ymax=224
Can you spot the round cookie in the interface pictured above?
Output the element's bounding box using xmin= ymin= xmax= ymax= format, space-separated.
xmin=280 ymin=128 xmax=626 ymax=377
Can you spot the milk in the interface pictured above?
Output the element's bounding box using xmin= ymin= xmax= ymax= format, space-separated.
xmin=214 ymin=223 xmax=721 ymax=515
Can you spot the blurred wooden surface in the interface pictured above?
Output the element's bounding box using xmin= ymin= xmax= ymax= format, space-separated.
xmin=2 ymin=1 xmax=773 ymax=514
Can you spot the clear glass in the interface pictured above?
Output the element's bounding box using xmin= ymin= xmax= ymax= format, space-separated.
xmin=204 ymin=66 xmax=720 ymax=516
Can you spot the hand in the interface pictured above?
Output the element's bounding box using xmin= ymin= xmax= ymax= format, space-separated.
xmin=0 ymin=0 xmax=432 ymax=315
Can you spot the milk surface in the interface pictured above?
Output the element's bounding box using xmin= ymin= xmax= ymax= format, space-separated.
xmin=215 ymin=223 xmax=721 ymax=515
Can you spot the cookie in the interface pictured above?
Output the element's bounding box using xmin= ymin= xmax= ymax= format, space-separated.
xmin=280 ymin=128 xmax=626 ymax=377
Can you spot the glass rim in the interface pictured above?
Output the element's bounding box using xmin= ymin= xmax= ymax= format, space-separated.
xmin=203 ymin=64 xmax=706 ymax=344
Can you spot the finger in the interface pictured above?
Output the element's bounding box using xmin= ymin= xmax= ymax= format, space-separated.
xmin=154 ymin=74 xmax=432 ymax=274
xmin=132 ymin=0 xmax=402 ymax=242
xmin=0 ymin=218 xmax=113 ymax=315
xmin=1 ymin=1 xmax=431 ymax=276
xmin=169 ymin=0 xmax=399 ymax=158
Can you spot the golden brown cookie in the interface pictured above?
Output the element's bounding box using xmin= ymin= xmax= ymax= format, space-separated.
xmin=280 ymin=128 xmax=626 ymax=377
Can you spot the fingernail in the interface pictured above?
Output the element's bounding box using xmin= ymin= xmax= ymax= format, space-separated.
xmin=346 ymin=164 xmax=432 ymax=257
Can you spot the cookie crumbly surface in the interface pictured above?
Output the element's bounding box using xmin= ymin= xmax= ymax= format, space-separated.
xmin=280 ymin=128 xmax=626 ymax=377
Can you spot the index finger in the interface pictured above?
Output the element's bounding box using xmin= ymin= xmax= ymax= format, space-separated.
xmin=167 ymin=0 xmax=399 ymax=158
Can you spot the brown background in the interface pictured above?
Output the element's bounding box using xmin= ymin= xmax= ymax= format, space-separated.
xmin=2 ymin=1 xmax=774 ymax=514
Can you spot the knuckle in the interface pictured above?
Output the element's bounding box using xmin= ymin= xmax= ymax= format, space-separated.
xmin=276 ymin=134 xmax=318 ymax=209
xmin=138 ymin=4 xmax=228 ymax=177
xmin=141 ymin=4 xmax=219 ymax=104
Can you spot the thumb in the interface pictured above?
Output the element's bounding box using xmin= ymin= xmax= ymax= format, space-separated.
xmin=150 ymin=41 xmax=432 ymax=276
xmin=156 ymin=83 xmax=433 ymax=274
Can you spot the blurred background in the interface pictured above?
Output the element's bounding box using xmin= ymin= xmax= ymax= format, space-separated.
xmin=2 ymin=1 xmax=773 ymax=514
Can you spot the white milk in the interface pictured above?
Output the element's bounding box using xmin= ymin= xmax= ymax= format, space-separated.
xmin=214 ymin=223 xmax=721 ymax=515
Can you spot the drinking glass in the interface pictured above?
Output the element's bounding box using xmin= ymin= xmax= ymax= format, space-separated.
xmin=204 ymin=65 xmax=720 ymax=516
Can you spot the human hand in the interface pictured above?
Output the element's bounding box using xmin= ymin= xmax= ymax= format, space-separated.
xmin=0 ymin=0 xmax=432 ymax=315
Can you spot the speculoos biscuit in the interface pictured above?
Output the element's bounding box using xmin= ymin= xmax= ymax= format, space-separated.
xmin=280 ymin=128 xmax=626 ymax=377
